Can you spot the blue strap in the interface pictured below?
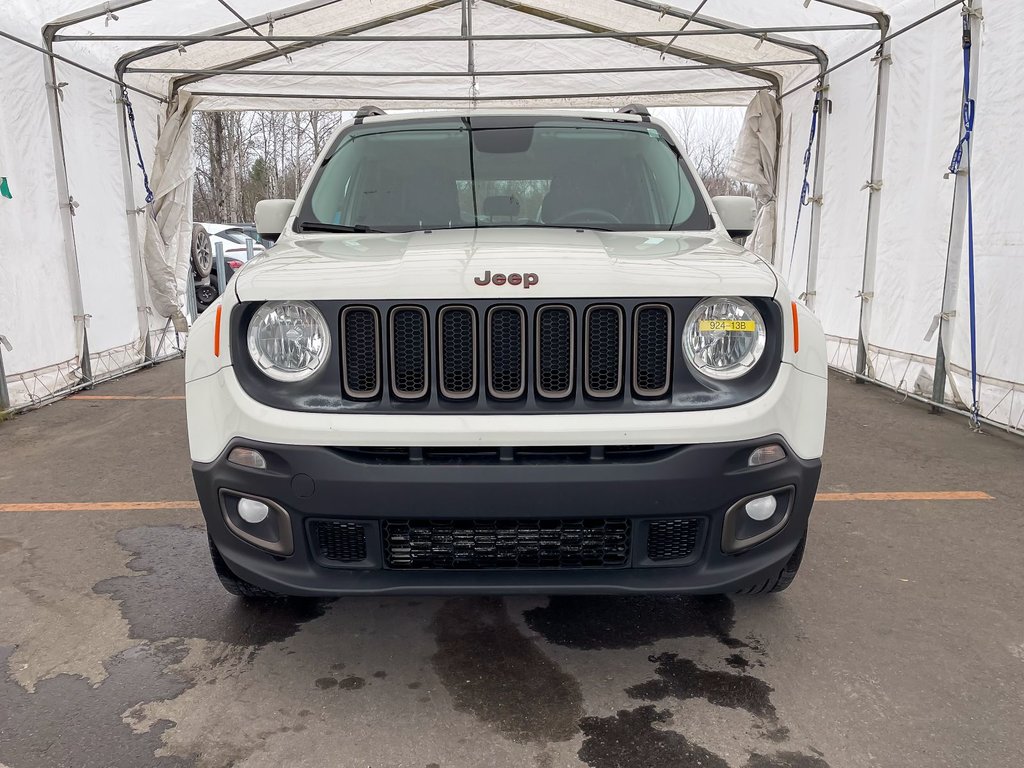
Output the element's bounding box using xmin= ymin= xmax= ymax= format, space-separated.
xmin=790 ymin=93 xmax=820 ymax=264
xmin=121 ymin=86 xmax=154 ymax=204
xmin=947 ymin=13 xmax=979 ymax=428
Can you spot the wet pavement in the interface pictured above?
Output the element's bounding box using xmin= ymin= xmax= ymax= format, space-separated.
xmin=1 ymin=360 xmax=1022 ymax=768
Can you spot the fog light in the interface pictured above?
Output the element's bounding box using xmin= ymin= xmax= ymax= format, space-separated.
xmin=237 ymin=498 xmax=270 ymax=524
xmin=744 ymin=495 xmax=777 ymax=521
xmin=748 ymin=443 xmax=786 ymax=467
xmin=228 ymin=447 xmax=267 ymax=469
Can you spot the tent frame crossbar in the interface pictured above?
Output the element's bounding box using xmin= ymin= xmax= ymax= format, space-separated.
xmin=610 ymin=0 xmax=833 ymax=67
xmin=125 ymin=60 xmax=819 ymax=77
xmin=187 ymin=85 xmax=770 ymax=101
xmin=55 ymin=24 xmax=878 ymax=42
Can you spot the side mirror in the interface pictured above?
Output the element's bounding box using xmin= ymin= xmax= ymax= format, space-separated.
xmin=712 ymin=196 xmax=756 ymax=239
xmin=254 ymin=199 xmax=295 ymax=241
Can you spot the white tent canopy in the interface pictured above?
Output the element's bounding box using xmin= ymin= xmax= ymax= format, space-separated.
xmin=2 ymin=0 xmax=1021 ymax=434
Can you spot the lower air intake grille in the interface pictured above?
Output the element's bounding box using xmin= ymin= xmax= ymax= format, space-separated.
xmin=309 ymin=520 xmax=368 ymax=563
xmin=646 ymin=518 xmax=702 ymax=562
xmin=384 ymin=518 xmax=631 ymax=569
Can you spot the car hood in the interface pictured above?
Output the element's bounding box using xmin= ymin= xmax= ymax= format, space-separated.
xmin=233 ymin=228 xmax=778 ymax=301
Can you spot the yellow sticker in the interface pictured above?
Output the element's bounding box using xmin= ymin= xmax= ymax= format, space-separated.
xmin=699 ymin=319 xmax=757 ymax=332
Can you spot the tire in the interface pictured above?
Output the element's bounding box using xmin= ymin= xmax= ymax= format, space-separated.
xmin=767 ymin=534 xmax=806 ymax=593
xmin=194 ymin=281 xmax=218 ymax=310
xmin=735 ymin=534 xmax=806 ymax=596
xmin=208 ymin=535 xmax=277 ymax=599
xmin=191 ymin=224 xmax=213 ymax=278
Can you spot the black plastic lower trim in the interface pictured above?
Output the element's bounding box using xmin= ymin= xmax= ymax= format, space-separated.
xmin=193 ymin=436 xmax=820 ymax=596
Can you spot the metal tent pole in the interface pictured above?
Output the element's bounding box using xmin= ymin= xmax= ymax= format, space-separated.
xmin=41 ymin=47 xmax=93 ymax=386
xmin=115 ymin=94 xmax=155 ymax=362
xmin=463 ymin=0 xmax=477 ymax=103
xmin=855 ymin=32 xmax=893 ymax=377
xmin=931 ymin=0 xmax=984 ymax=410
xmin=803 ymin=76 xmax=830 ymax=311
xmin=0 ymin=335 xmax=12 ymax=413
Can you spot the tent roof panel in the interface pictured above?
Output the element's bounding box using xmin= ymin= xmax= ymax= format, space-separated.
xmin=12 ymin=0 xmax=900 ymax=109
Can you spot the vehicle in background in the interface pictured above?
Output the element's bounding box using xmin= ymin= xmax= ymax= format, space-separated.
xmin=191 ymin=223 xmax=267 ymax=312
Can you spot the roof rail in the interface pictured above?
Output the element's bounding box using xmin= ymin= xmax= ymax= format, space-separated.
xmin=354 ymin=105 xmax=387 ymax=124
xmin=617 ymin=103 xmax=651 ymax=121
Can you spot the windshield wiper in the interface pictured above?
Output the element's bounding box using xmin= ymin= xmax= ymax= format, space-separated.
xmin=298 ymin=222 xmax=383 ymax=234
xmin=507 ymin=224 xmax=617 ymax=232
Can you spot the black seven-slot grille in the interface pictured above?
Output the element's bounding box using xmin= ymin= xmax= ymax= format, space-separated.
xmin=383 ymin=518 xmax=631 ymax=569
xmin=340 ymin=303 xmax=671 ymax=402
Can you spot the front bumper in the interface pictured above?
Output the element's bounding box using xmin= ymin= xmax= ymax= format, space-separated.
xmin=194 ymin=437 xmax=821 ymax=596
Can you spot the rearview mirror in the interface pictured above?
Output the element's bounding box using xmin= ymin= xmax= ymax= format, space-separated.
xmin=712 ymin=196 xmax=756 ymax=239
xmin=255 ymin=199 xmax=295 ymax=240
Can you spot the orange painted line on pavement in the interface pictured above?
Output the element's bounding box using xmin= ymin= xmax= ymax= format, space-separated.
xmin=0 ymin=501 xmax=200 ymax=512
xmin=0 ymin=492 xmax=993 ymax=513
xmin=68 ymin=395 xmax=184 ymax=400
xmin=816 ymin=491 xmax=993 ymax=502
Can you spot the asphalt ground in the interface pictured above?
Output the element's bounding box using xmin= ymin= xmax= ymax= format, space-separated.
xmin=0 ymin=359 xmax=1021 ymax=768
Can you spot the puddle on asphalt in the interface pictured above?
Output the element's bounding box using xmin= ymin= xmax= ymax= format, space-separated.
xmin=67 ymin=525 xmax=829 ymax=767
xmin=94 ymin=525 xmax=327 ymax=646
xmin=627 ymin=651 xmax=776 ymax=720
xmin=578 ymin=705 xmax=730 ymax=768
xmin=430 ymin=596 xmax=583 ymax=743
xmin=0 ymin=644 xmax=196 ymax=768
xmin=523 ymin=594 xmax=749 ymax=650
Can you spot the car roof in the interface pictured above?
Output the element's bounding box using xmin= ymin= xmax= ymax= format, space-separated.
xmin=355 ymin=109 xmax=647 ymax=126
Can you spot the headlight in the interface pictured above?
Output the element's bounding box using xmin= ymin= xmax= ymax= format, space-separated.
xmin=247 ymin=301 xmax=331 ymax=382
xmin=683 ymin=297 xmax=766 ymax=380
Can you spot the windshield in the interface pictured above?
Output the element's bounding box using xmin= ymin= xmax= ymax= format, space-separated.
xmin=298 ymin=116 xmax=713 ymax=233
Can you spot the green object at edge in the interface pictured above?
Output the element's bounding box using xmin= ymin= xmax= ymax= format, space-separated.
xmin=0 ymin=177 xmax=11 ymax=199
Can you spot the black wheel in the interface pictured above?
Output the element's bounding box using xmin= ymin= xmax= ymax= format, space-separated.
xmin=208 ymin=536 xmax=277 ymax=598
xmin=735 ymin=533 xmax=806 ymax=595
xmin=768 ymin=534 xmax=806 ymax=593
xmin=194 ymin=280 xmax=218 ymax=310
xmin=191 ymin=224 xmax=213 ymax=278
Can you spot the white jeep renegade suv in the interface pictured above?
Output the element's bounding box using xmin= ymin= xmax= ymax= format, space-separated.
xmin=185 ymin=106 xmax=827 ymax=598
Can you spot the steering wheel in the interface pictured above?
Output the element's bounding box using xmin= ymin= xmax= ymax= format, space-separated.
xmin=550 ymin=208 xmax=622 ymax=226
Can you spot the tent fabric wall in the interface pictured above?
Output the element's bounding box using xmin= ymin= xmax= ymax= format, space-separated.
xmin=2 ymin=0 xmax=1022 ymax=434
xmin=0 ymin=12 xmax=79 ymax=407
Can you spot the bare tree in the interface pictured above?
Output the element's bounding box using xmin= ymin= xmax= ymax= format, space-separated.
xmin=652 ymin=107 xmax=751 ymax=197
xmin=193 ymin=110 xmax=346 ymax=223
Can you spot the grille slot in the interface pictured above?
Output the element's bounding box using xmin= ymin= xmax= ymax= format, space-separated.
xmin=633 ymin=304 xmax=672 ymax=397
xmin=536 ymin=306 xmax=574 ymax=398
xmin=390 ymin=306 xmax=428 ymax=399
xmin=341 ymin=306 xmax=381 ymax=399
xmin=384 ymin=518 xmax=631 ymax=569
xmin=438 ymin=306 xmax=477 ymax=399
xmin=584 ymin=305 xmax=624 ymax=398
xmin=646 ymin=518 xmax=702 ymax=562
xmin=309 ymin=520 xmax=369 ymax=563
xmin=486 ymin=306 xmax=526 ymax=399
